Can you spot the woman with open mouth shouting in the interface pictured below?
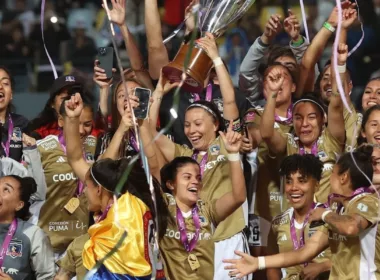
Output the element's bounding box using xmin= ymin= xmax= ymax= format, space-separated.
xmin=260 ymin=44 xmax=348 ymax=204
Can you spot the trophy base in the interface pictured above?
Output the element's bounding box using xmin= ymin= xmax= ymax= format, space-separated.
xmin=162 ymin=44 xmax=214 ymax=93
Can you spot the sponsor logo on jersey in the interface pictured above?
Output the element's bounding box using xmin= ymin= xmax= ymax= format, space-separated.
xmin=1 ymin=267 xmax=18 ymax=275
xmin=48 ymin=221 xmax=70 ymax=232
xmin=270 ymin=191 xmax=281 ymax=202
xmin=84 ymin=136 xmax=96 ymax=147
xmin=6 ymin=240 xmax=22 ymax=258
xmin=39 ymin=140 xmax=58 ymax=151
xmin=165 ymin=229 xmax=211 ymax=241
xmin=279 ymin=234 xmax=287 ymax=241
xmin=53 ymin=172 xmax=77 ymax=182
xmin=204 ymin=155 xmax=226 ymax=171
xmin=56 ymin=156 xmax=66 ymax=163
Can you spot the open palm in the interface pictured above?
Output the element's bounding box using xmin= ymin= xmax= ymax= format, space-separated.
xmin=108 ymin=0 xmax=126 ymax=26
xmin=223 ymin=251 xmax=258 ymax=278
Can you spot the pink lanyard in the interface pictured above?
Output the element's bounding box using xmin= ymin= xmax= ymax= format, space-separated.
xmin=289 ymin=203 xmax=316 ymax=266
xmin=327 ymin=187 xmax=375 ymax=211
xmin=0 ymin=219 xmax=17 ymax=267
xmin=58 ymin=132 xmax=84 ymax=196
xmin=193 ymin=83 xmax=213 ymax=102
xmin=1 ymin=115 xmax=13 ymax=157
xmin=176 ymin=205 xmax=201 ymax=252
xmin=192 ymin=151 xmax=208 ymax=178
xmin=274 ymin=104 xmax=293 ymax=125
xmin=299 ymin=141 xmax=318 ymax=156
xmin=96 ymin=203 xmax=113 ymax=223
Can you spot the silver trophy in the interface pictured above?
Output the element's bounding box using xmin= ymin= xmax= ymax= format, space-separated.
xmin=163 ymin=0 xmax=256 ymax=92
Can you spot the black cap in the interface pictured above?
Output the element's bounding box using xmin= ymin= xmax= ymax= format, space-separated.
xmin=49 ymin=75 xmax=83 ymax=97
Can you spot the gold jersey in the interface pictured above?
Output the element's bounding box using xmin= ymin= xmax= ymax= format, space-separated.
xmin=285 ymin=129 xmax=344 ymax=203
xmin=319 ymin=193 xmax=380 ymax=279
xmin=160 ymin=194 xmax=221 ymax=280
xmin=174 ymin=137 xmax=245 ymax=241
xmin=267 ymin=206 xmax=331 ymax=280
xmin=37 ymin=135 xmax=97 ymax=253
xmin=343 ymin=103 xmax=362 ymax=153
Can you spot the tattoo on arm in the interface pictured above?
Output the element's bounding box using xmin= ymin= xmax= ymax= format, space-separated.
xmin=325 ymin=213 xmax=365 ymax=236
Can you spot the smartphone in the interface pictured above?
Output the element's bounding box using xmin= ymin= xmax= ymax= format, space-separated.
xmin=134 ymin=87 xmax=152 ymax=120
xmin=97 ymin=47 xmax=114 ymax=79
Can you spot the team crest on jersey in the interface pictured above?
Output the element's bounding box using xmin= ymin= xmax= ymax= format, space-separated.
xmin=213 ymin=98 xmax=223 ymax=115
xmin=166 ymin=194 xmax=176 ymax=205
xmin=357 ymin=203 xmax=368 ymax=212
xmin=317 ymin=151 xmax=328 ymax=161
xmin=7 ymin=240 xmax=22 ymax=258
xmin=84 ymin=136 xmax=96 ymax=147
xmin=11 ymin=127 xmax=22 ymax=142
xmin=199 ymin=216 xmax=208 ymax=227
xmin=209 ymin=145 xmax=220 ymax=156
xmin=85 ymin=152 xmax=94 ymax=164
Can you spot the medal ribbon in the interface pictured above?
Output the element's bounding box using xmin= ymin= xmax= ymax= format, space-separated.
xmin=327 ymin=187 xmax=375 ymax=211
xmin=1 ymin=115 xmax=13 ymax=158
xmin=129 ymin=130 xmax=139 ymax=152
xmin=289 ymin=203 xmax=316 ymax=266
xmin=96 ymin=203 xmax=113 ymax=223
xmin=299 ymin=141 xmax=318 ymax=156
xmin=274 ymin=104 xmax=293 ymax=125
xmin=176 ymin=205 xmax=201 ymax=252
xmin=193 ymin=83 xmax=213 ymax=102
xmin=0 ymin=219 xmax=17 ymax=267
xmin=192 ymin=151 xmax=208 ymax=178
xmin=58 ymin=132 xmax=85 ymax=196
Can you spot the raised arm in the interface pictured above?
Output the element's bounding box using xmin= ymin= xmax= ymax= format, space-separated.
xmin=327 ymin=43 xmax=347 ymax=144
xmin=63 ymin=94 xmax=90 ymax=182
xmin=214 ymin=122 xmax=246 ymax=221
xmin=197 ymin=33 xmax=238 ymax=121
xmin=259 ymin=69 xmax=287 ymax=154
xmin=93 ymin=60 xmax=114 ymax=120
xmin=223 ymin=230 xmax=329 ymax=278
xmin=148 ymin=72 xmax=179 ymax=162
xmin=239 ymin=14 xmax=282 ymax=101
xmin=144 ymin=0 xmax=169 ymax=79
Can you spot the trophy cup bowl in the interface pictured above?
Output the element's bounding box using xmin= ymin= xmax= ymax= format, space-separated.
xmin=163 ymin=0 xmax=256 ymax=93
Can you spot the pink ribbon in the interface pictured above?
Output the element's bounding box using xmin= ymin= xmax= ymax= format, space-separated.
xmin=299 ymin=0 xmax=310 ymax=43
xmin=348 ymin=0 xmax=364 ymax=57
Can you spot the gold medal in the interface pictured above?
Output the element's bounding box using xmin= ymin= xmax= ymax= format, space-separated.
xmin=188 ymin=253 xmax=200 ymax=271
xmin=64 ymin=197 xmax=80 ymax=214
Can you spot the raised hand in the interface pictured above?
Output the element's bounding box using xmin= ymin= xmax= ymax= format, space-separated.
xmin=93 ymin=60 xmax=116 ymax=88
xmin=261 ymin=14 xmax=282 ymax=44
xmin=240 ymin=134 xmax=253 ymax=154
xmin=64 ymin=93 xmax=83 ymax=118
xmin=284 ymin=9 xmax=301 ymax=41
xmin=22 ymin=133 xmax=36 ymax=147
xmin=197 ymin=32 xmax=220 ymax=60
xmin=155 ymin=70 xmax=180 ymax=95
xmin=266 ymin=67 xmax=284 ymax=93
xmin=219 ymin=121 xmax=242 ymax=154
xmin=185 ymin=0 xmax=199 ymax=34
xmin=223 ymin=250 xmax=258 ymax=278
xmin=106 ymin=0 xmax=126 ymax=26
xmin=337 ymin=43 xmax=348 ymax=65
xmin=342 ymin=8 xmax=357 ymax=29
xmin=120 ymin=108 xmax=134 ymax=132
xmin=327 ymin=0 xmax=356 ymax=28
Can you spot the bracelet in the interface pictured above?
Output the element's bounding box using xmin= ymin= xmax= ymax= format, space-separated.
xmin=227 ymin=153 xmax=240 ymax=161
xmin=338 ymin=64 xmax=346 ymax=74
xmin=321 ymin=210 xmax=332 ymax=222
xmin=291 ymin=36 xmax=304 ymax=47
xmin=258 ymin=256 xmax=266 ymax=270
xmin=213 ymin=57 xmax=224 ymax=67
xmin=323 ymin=22 xmax=336 ymax=33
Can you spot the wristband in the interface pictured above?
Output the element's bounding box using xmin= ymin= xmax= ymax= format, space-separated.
xmin=291 ymin=36 xmax=304 ymax=47
xmin=258 ymin=256 xmax=266 ymax=270
xmin=321 ymin=210 xmax=332 ymax=222
xmin=338 ymin=64 xmax=346 ymax=74
xmin=323 ymin=22 xmax=336 ymax=33
xmin=213 ymin=57 xmax=224 ymax=67
xmin=227 ymin=153 xmax=240 ymax=161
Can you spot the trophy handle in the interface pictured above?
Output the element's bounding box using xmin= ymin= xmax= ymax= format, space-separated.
xmin=162 ymin=44 xmax=214 ymax=93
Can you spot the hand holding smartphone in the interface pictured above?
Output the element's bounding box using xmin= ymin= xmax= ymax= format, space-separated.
xmin=97 ymin=47 xmax=114 ymax=79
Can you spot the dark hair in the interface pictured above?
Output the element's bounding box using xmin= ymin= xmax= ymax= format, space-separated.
xmin=267 ymin=45 xmax=296 ymax=65
xmin=314 ymin=61 xmax=352 ymax=95
xmin=280 ymin=154 xmax=323 ymax=182
xmin=293 ymin=92 xmax=326 ymax=117
xmin=29 ymin=89 xmax=93 ymax=132
xmin=186 ymin=100 xmax=226 ymax=132
xmin=358 ymin=105 xmax=380 ymax=145
xmin=8 ymin=175 xmax=37 ymax=220
xmin=337 ymin=145 xmax=373 ymax=190
xmin=58 ymin=96 xmax=93 ymax=117
xmin=90 ymin=158 xmax=170 ymax=239
xmin=160 ymin=157 xmax=199 ymax=193
xmin=0 ymin=66 xmax=15 ymax=90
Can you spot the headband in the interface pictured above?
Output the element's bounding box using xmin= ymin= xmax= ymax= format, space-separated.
xmin=187 ymin=103 xmax=217 ymax=119
xmin=293 ymin=98 xmax=326 ymax=116
xmin=90 ymin=166 xmax=102 ymax=186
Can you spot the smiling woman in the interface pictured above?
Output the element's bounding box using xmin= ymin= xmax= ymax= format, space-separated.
xmin=0 ymin=66 xmax=30 ymax=162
